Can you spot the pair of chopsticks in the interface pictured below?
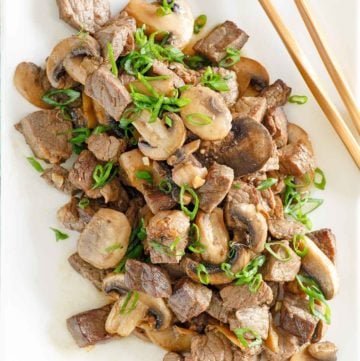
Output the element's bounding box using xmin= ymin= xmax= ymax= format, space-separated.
xmin=259 ymin=0 xmax=360 ymax=169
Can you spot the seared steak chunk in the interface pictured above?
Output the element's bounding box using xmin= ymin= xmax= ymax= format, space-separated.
xmin=206 ymin=293 xmax=230 ymax=323
xmin=261 ymin=79 xmax=291 ymax=110
xmin=226 ymin=181 xmax=260 ymax=205
xmin=194 ymin=21 xmax=249 ymax=63
xmin=142 ymin=184 xmax=177 ymax=214
xmin=56 ymin=0 xmax=111 ymax=33
xmin=307 ymin=229 xmax=336 ymax=263
xmin=279 ymin=143 xmax=315 ymax=176
xmin=125 ymin=259 xmax=172 ymax=298
xmin=169 ymin=279 xmax=212 ymax=322
xmin=85 ymin=66 xmax=131 ymax=120
xmin=152 ymin=60 xmax=185 ymax=88
xmin=66 ymin=304 xmax=112 ymax=347
xmin=169 ymin=62 xmax=200 ymax=85
xmin=16 ymin=110 xmax=72 ymax=164
xmin=87 ymin=133 xmax=126 ymax=162
xmin=68 ymin=253 xmax=108 ymax=290
xmin=232 ymin=97 xmax=267 ymax=123
xmin=262 ymin=107 xmax=288 ymax=148
xmin=57 ymin=197 xmax=87 ymax=232
xmin=198 ymin=163 xmax=234 ymax=213
xmin=220 ymin=281 xmax=273 ymax=309
xmin=268 ymin=219 xmax=306 ymax=240
xmin=41 ymin=165 xmax=75 ymax=194
xmin=280 ymin=296 xmax=319 ymax=342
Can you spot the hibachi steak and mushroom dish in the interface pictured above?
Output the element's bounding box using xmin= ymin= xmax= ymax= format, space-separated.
xmin=14 ymin=0 xmax=339 ymax=360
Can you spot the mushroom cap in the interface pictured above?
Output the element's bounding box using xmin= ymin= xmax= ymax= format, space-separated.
xmin=134 ymin=111 xmax=186 ymax=161
xmin=46 ymin=35 xmax=101 ymax=89
xmin=180 ymin=86 xmax=232 ymax=141
xmin=287 ymin=122 xmax=314 ymax=155
xmin=125 ymin=0 xmax=194 ymax=49
xmin=77 ymin=208 xmax=131 ymax=269
xmin=307 ymin=342 xmax=337 ymax=361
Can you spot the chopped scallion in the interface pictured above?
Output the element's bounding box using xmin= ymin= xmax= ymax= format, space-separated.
xmin=288 ymin=95 xmax=308 ymax=105
xmin=27 ymin=157 xmax=44 ymax=173
xmin=256 ymin=178 xmax=277 ymax=190
xmin=197 ymin=264 xmax=210 ymax=285
xmin=264 ymin=242 xmax=292 ymax=262
xmin=186 ymin=113 xmax=213 ymax=126
xmin=234 ymin=328 xmax=262 ymax=348
xmin=194 ymin=14 xmax=207 ymax=34
xmin=180 ymin=185 xmax=199 ymax=221
xmin=135 ymin=170 xmax=153 ymax=184
xmin=107 ymin=42 xmax=118 ymax=77
xmin=50 ymin=227 xmax=69 ymax=242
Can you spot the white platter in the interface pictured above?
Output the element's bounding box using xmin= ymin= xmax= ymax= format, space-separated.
xmin=1 ymin=0 xmax=360 ymax=360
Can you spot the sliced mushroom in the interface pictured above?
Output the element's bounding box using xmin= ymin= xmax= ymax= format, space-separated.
xmin=167 ymin=140 xmax=201 ymax=166
xmin=307 ymin=342 xmax=337 ymax=361
xmin=128 ymin=78 xmax=176 ymax=97
xmin=14 ymin=62 xmax=52 ymax=109
xmin=63 ymin=56 xmax=100 ymax=85
xmin=46 ymin=34 xmax=101 ymax=88
xmin=181 ymin=244 xmax=253 ymax=285
xmin=82 ymin=92 xmax=98 ymax=128
xmin=288 ymin=123 xmax=314 ymax=155
xmin=225 ymin=202 xmax=268 ymax=253
xmin=290 ymin=346 xmax=317 ymax=361
xmin=195 ymin=208 xmax=229 ymax=264
xmin=231 ymin=57 xmax=270 ymax=96
xmin=180 ymin=85 xmax=232 ymax=141
xmin=133 ymin=111 xmax=186 ymax=161
xmin=125 ymin=0 xmax=194 ymax=49
xmin=102 ymin=273 xmax=128 ymax=300
xmin=197 ymin=117 xmax=273 ymax=176
xmin=77 ymin=208 xmax=131 ymax=269
xmin=172 ymin=156 xmax=208 ymax=189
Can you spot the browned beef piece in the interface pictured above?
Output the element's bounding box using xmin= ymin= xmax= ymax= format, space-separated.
xmin=56 ymin=0 xmax=111 ymax=33
xmin=232 ymin=97 xmax=267 ymax=123
xmin=108 ymin=184 xmax=130 ymax=213
xmin=162 ymin=263 xmax=187 ymax=281
xmin=57 ymin=197 xmax=86 ymax=232
xmin=263 ymin=107 xmax=288 ymax=148
xmin=95 ymin=15 xmax=136 ymax=60
xmin=229 ymin=306 xmax=270 ymax=339
xmin=125 ymin=195 xmax=145 ymax=227
xmin=87 ymin=133 xmax=126 ymax=162
xmin=85 ymin=177 xmax=123 ymax=203
xmin=279 ymin=143 xmax=315 ymax=176
xmin=41 ymin=165 xmax=76 ymax=194
xmin=15 ymin=110 xmax=72 ymax=164
xmin=124 ymin=259 xmax=172 ymax=298
xmin=261 ymin=80 xmax=292 ymax=110
xmin=164 ymin=352 xmax=184 ymax=361
xmin=68 ymin=253 xmax=108 ymax=290
xmin=260 ymin=144 xmax=280 ymax=172
xmin=197 ymin=163 xmax=234 ymax=213
xmin=262 ymin=242 xmax=301 ymax=282
xmin=206 ymin=293 xmax=230 ymax=323
xmin=193 ymin=21 xmax=249 ymax=63
xmin=85 ymin=66 xmax=131 ymax=120
xmin=151 ymin=60 xmax=185 ymax=88
xmin=209 ymin=67 xmax=239 ymax=107
xmin=66 ymin=304 xmax=112 ymax=347
xmin=268 ymin=219 xmax=306 ymax=240
xmin=227 ymin=180 xmax=261 ymax=205
xmin=168 ymin=279 xmax=212 ymax=322
xmin=147 ymin=210 xmax=190 ymax=264
xmin=220 ymin=281 xmax=273 ymax=309
xmin=68 ymin=150 xmax=98 ymax=191
xmin=280 ymin=296 xmax=319 ymax=342
xmin=307 ymin=229 xmax=336 ymax=263
xmin=142 ymin=184 xmax=177 ymax=214
xmin=168 ymin=62 xmax=200 ymax=84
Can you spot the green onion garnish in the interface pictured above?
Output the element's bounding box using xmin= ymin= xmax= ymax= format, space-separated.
xmin=156 ymin=0 xmax=175 ymax=16
xmin=248 ymin=273 xmax=263 ymax=293
xmin=194 ymin=14 xmax=207 ymax=34
xmin=50 ymin=227 xmax=69 ymax=242
xmin=256 ymin=178 xmax=277 ymax=190
xmin=42 ymin=89 xmax=81 ymax=108
xmin=314 ymin=167 xmax=326 ymax=190
xmin=180 ymin=185 xmax=199 ymax=221
xmin=234 ymin=328 xmax=262 ymax=348
xmin=221 ymin=263 xmax=234 ymax=278
xmin=264 ymin=242 xmax=292 ymax=262
xmin=292 ymin=234 xmax=308 ymax=257
xmin=92 ymin=162 xmax=117 ymax=189
xmin=288 ymin=95 xmax=308 ymax=105
xmin=158 ymin=179 xmax=173 ymax=194
xmin=188 ymin=224 xmax=206 ymax=254
xmin=234 ymin=255 xmax=266 ymax=291
xmin=93 ymin=125 xmax=112 ymax=134
xmin=78 ymin=198 xmax=90 ymax=210
xmin=219 ymin=48 xmax=241 ymax=68
xmin=197 ymin=264 xmax=210 ymax=285
xmin=105 ymin=243 xmax=123 ymax=253
xmin=149 ymin=239 xmax=184 ymax=257
xmin=135 ymin=170 xmax=153 ymax=184
xmin=232 ymin=183 xmax=241 ymax=189
xmin=120 ymin=291 xmax=140 ymax=315
xmin=70 ymin=128 xmax=91 ymax=146
xmin=200 ymin=67 xmax=230 ymax=92
xmin=27 ymin=157 xmax=44 ymax=173
xmin=165 ymin=115 xmax=173 ymax=127
xmin=107 ymin=42 xmax=118 ymax=77
xmin=186 ymin=113 xmax=213 ymax=126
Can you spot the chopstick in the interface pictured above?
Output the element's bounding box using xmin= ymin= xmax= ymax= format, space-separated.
xmin=294 ymin=0 xmax=360 ymax=135
xmin=258 ymin=0 xmax=360 ymax=169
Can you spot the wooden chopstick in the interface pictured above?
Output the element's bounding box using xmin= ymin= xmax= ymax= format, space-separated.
xmin=294 ymin=0 xmax=360 ymax=135
xmin=258 ymin=0 xmax=360 ymax=169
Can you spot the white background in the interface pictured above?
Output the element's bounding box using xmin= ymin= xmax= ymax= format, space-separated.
xmin=1 ymin=0 xmax=360 ymax=360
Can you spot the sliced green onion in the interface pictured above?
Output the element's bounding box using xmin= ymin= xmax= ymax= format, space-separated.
xmin=186 ymin=113 xmax=213 ymax=126
xmin=180 ymin=185 xmax=199 ymax=221
xmin=234 ymin=328 xmax=262 ymax=348
xmin=200 ymin=66 xmax=230 ymax=92
xmin=188 ymin=224 xmax=206 ymax=254
xmin=70 ymin=128 xmax=91 ymax=146
xmin=256 ymin=178 xmax=277 ymax=190
xmin=105 ymin=243 xmax=123 ymax=253
xmin=292 ymin=234 xmax=308 ymax=257
xmin=27 ymin=157 xmax=44 ymax=173
xmin=159 ymin=179 xmax=173 ymax=194
xmin=165 ymin=115 xmax=173 ymax=127
xmin=232 ymin=183 xmax=241 ymax=189
xmin=42 ymin=89 xmax=81 ymax=107
xmin=314 ymin=167 xmax=326 ymax=190
xmin=50 ymin=227 xmax=69 ymax=242
xmin=197 ymin=264 xmax=210 ymax=285
xmin=93 ymin=125 xmax=112 ymax=134
xmin=264 ymin=242 xmax=292 ymax=262
xmin=248 ymin=273 xmax=263 ymax=293
xmin=288 ymin=95 xmax=308 ymax=105
xmin=135 ymin=170 xmax=153 ymax=184
xmin=194 ymin=14 xmax=207 ymax=34
xmin=169 ymin=236 xmax=181 ymax=252
xmin=149 ymin=240 xmax=184 ymax=257
xmin=234 ymin=255 xmax=266 ymax=286
xmin=221 ymin=263 xmax=234 ymax=278
xmin=92 ymin=162 xmax=117 ymax=189
xmin=78 ymin=198 xmax=90 ymax=210
xmin=156 ymin=0 xmax=175 ymax=16
xmin=219 ymin=48 xmax=241 ymax=68
xmin=120 ymin=291 xmax=140 ymax=315
xmin=107 ymin=42 xmax=118 ymax=77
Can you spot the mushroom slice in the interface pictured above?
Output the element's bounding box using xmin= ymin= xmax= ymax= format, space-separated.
xmin=225 ymin=202 xmax=268 ymax=253
xmin=125 ymin=0 xmax=194 ymax=49
xmin=181 ymin=244 xmax=253 ymax=285
xmin=307 ymin=341 xmax=337 ymax=361
xmin=77 ymin=209 xmax=131 ymax=269
xmin=180 ymin=85 xmax=232 ymax=141
xmin=102 ymin=273 xmax=128 ymax=300
xmin=288 ymin=123 xmax=314 ymax=155
xmin=167 ymin=140 xmax=201 ymax=166
xmin=14 ymin=62 xmax=52 ymax=109
xmin=134 ymin=111 xmax=186 ymax=161
xmin=63 ymin=56 xmax=100 ymax=85
xmin=172 ymin=156 xmax=208 ymax=189
xmin=301 ymin=236 xmax=339 ymax=300
xmin=290 ymin=346 xmax=317 ymax=361
xmin=46 ymin=34 xmax=101 ymax=88
xmin=195 ymin=208 xmax=229 ymax=265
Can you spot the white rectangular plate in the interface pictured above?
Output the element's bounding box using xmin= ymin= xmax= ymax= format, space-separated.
xmin=1 ymin=0 xmax=360 ymax=360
